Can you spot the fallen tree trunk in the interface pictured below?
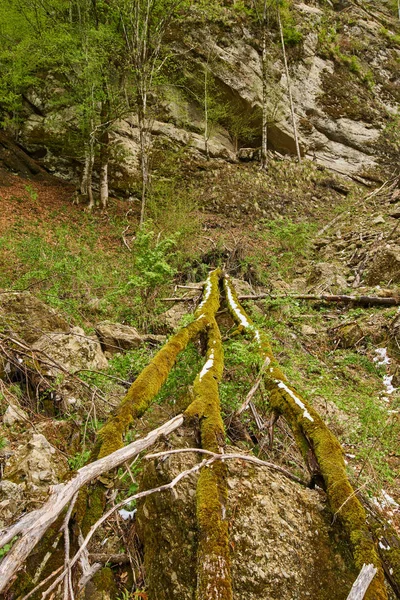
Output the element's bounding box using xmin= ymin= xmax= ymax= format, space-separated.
xmin=96 ymin=268 xmax=222 ymax=458
xmin=185 ymin=314 xmax=232 ymax=599
xmin=2 ymin=269 xmax=398 ymax=599
xmin=1 ymin=270 xmax=222 ymax=597
xmin=223 ymin=275 xmax=389 ymax=600
xmin=229 ymin=293 xmax=400 ymax=307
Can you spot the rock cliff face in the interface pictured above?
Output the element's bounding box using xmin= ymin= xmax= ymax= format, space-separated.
xmin=18 ymin=0 xmax=400 ymax=188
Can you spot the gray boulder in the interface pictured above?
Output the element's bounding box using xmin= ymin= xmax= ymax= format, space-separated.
xmin=32 ymin=326 xmax=108 ymax=374
xmin=0 ymin=292 xmax=69 ymax=344
xmin=365 ymin=245 xmax=400 ymax=286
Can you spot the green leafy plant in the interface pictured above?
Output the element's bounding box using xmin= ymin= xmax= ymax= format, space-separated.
xmin=0 ymin=536 xmax=18 ymax=558
xmin=127 ymin=225 xmax=178 ymax=299
xmin=68 ymin=449 xmax=91 ymax=470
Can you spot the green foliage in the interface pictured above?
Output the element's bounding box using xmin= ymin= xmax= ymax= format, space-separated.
xmin=108 ymin=347 xmax=155 ymax=383
xmin=68 ymin=449 xmax=91 ymax=470
xmin=220 ymin=337 xmax=262 ymax=415
xmin=261 ymin=218 xmax=317 ymax=277
xmin=0 ymin=218 xmax=135 ymax=324
xmin=148 ymin=149 xmax=200 ymax=245
xmin=154 ymin=342 xmax=203 ymax=407
xmin=380 ymin=26 xmax=400 ymax=46
xmin=127 ymin=226 xmax=178 ymax=298
xmin=0 ymin=537 xmax=18 ymax=559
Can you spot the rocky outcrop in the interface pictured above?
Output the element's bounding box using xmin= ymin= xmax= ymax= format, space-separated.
xmin=0 ymin=292 xmax=69 ymax=344
xmin=32 ymin=326 xmax=108 ymax=374
xmin=17 ymin=2 xmax=399 ymax=184
xmin=0 ymin=432 xmax=69 ymax=527
xmin=307 ymin=262 xmax=348 ymax=291
xmin=95 ymin=320 xmax=165 ymax=354
xmin=137 ymin=434 xmax=357 ymax=600
xmin=365 ymin=244 xmax=400 ymax=285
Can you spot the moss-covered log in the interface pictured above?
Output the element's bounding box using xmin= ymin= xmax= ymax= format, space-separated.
xmin=185 ymin=309 xmax=232 ymax=598
xmin=97 ymin=268 xmax=222 ymax=458
xmin=223 ymin=275 xmax=388 ymax=600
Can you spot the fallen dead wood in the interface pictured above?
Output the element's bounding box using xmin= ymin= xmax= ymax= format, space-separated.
xmin=162 ymin=292 xmax=400 ymax=306
xmin=97 ymin=268 xmax=221 ymax=458
xmin=235 ymin=355 xmax=271 ymax=416
xmin=0 ymin=414 xmax=184 ymax=594
xmin=346 ymin=564 xmax=378 ymax=600
xmin=231 ymin=293 xmax=400 ymax=306
xmin=184 ymin=307 xmax=233 ymax=599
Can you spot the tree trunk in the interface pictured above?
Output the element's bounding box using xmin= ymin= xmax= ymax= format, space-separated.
xmin=86 ymin=145 xmax=95 ymax=211
xmin=80 ymin=146 xmax=91 ymax=195
xmin=223 ymin=275 xmax=388 ymax=600
xmin=99 ymin=100 xmax=110 ymax=210
xmin=260 ymin=4 xmax=268 ymax=170
xmin=139 ymin=92 xmax=149 ymax=226
xmin=99 ymin=149 xmax=108 ymax=210
xmin=277 ymin=6 xmax=301 ymax=163
xmin=204 ymin=65 xmax=210 ymax=161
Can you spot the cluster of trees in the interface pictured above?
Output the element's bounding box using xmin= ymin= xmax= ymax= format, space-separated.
xmin=0 ymin=0 xmax=187 ymax=220
xmin=0 ymin=0 xmax=301 ymax=217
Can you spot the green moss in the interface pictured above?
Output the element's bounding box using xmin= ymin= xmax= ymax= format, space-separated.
xmin=80 ymin=484 xmax=106 ymax=537
xmin=90 ymin=566 xmax=118 ymax=599
xmin=184 ymin=294 xmax=232 ymax=598
xmin=97 ymin=268 xmax=222 ymax=458
xmin=195 ymin=467 xmax=231 ymax=600
xmin=223 ymin=275 xmax=388 ymax=600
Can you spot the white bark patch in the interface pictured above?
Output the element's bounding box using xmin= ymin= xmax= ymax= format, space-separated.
xmin=226 ymin=282 xmax=262 ymax=346
xmin=198 ymin=278 xmax=212 ymax=312
xmin=226 ymin=284 xmax=250 ymax=327
xmin=199 ymin=350 xmax=215 ymax=381
xmin=275 ymin=380 xmax=314 ymax=422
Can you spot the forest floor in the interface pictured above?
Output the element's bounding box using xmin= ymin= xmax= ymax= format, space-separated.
xmin=0 ymin=155 xmax=399 ymax=536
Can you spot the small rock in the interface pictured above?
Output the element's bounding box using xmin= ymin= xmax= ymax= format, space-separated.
xmin=372 ymin=215 xmax=385 ymax=225
xmin=3 ymin=404 xmax=28 ymax=426
xmin=95 ymin=321 xmax=143 ymax=354
xmin=331 ymin=323 xmax=363 ymax=349
xmin=301 ymin=325 xmax=317 ymax=336
xmin=162 ymin=303 xmax=190 ymax=331
xmin=32 ymin=326 xmax=108 ymax=374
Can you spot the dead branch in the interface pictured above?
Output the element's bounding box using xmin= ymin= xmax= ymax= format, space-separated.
xmin=346 ymin=564 xmax=378 ymax=600
xmin=235 ymin=356 xmax=271 ymax=416
xmin=228 ymin=293 xmax=400 ymax=306
xmin=316 ymin=211 xmax=348 ymax=238
xmin=0 ymin=414 xmax=184 ymax=594
xmin=33 ymin=457 xmax=213 ymax=599
xmin=146 ymin=448 xmax=307 ymax=486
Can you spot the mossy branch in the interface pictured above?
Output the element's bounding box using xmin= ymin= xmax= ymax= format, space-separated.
xmin=185 ymin=308 xmax=232 ymax=600
xmin=97 ymin=268 xmax=222 ymax=458
xmin=223 ymin=275 xmax=388 ymax=600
